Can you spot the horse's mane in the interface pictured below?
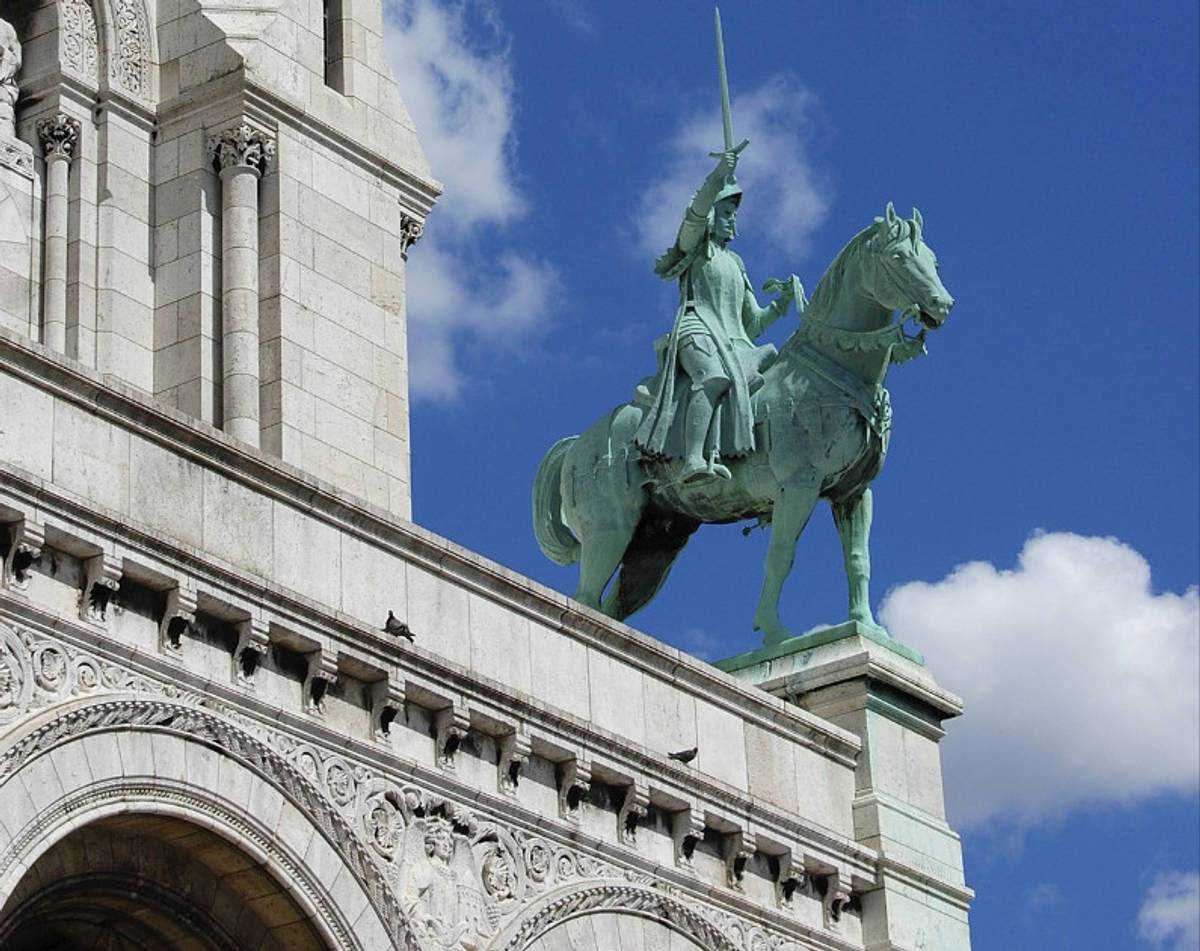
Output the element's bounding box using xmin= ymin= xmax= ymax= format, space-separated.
xmin=779 ymin=219 xmax=894 ymax=357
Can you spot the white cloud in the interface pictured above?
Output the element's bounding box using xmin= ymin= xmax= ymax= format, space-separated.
xmin=1139 ymin=871 xmax=1200 ymax=951
xmin=632 ymin=74 xmax=831 ymax=261
xmin=384 ymin=1 xmax=560 ymax=401
xmin=879 ymin=532 xmax=1200 ymax=830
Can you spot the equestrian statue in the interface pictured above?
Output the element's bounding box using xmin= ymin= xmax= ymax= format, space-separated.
xmin=532 ymin=10 xmax=956 ymax=644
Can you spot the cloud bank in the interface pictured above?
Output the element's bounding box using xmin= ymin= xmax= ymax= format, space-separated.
xmin=879 ymin=531 xmax=1199 ymax=830
xmin=1138 ymin=871 xmax=1200 ymax=951
xmin=384 ymin=0 xmax=560 ymax=401
xmin=632 ymin=74 xmax=831 ymax=262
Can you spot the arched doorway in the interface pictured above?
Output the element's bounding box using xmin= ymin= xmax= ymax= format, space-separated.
xmin=0 ymin=814 xmax=324 ymax=951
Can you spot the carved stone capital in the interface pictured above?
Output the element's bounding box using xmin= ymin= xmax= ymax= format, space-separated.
xmin=497 ymin=727 xmax=531 ymax=796
xmin=37 ymin=113 xmax=82 ymax=162
xmin=399 ymin=212 xmax=424 ymax=257
xmin=208 ymin=123 xmax=276 ymax=176
xmin=671 ymin=805 xmax=706 ymax=870
xmin=617 ymin=782 xmax=649 ymax=847
xmin=159 ymin=584 xmax=197 ymax=658
xmin=557 ymin=756 xmax=591 ymax=820
xmin=304 ymin=649 xmax=339 ymax=716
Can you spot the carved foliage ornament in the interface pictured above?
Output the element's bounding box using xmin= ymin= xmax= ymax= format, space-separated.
xmin=37 ymin=113 xmax=82 ymax=161
xmin=109 ymin=0 xmax=151 ymax=97
xmin=208 ymin=123 xmax=276 ymax=175
xmin=60 ymin=0 xmax=99 ymax=81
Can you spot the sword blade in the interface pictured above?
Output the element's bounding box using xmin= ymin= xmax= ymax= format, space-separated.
xmin=714 ymin=7 xmax=734 ymax=151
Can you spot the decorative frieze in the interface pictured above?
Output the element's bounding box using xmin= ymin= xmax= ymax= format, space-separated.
xmin=109 ymin=0 xmax=152 ymax=98
xmin=60 ymin=0 xmax=100 ymax=81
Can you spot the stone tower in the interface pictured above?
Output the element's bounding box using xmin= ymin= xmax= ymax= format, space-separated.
xmin=3 ymin=0 xmax=438 ymax=518
xmin=0 ymin=3 xmax=972 ymax=950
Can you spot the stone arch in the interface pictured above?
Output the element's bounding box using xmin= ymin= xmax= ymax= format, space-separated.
xmin=489 ymin=882 xmax=743 ymax=951
xmin=12 ymin=0 xmax=155 ymax=101
xmin=0 ymin=694 xmax=408 ymax=950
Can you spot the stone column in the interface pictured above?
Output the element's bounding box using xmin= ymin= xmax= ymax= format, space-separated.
xmin=209 ymin=124 xmax=275 ymax=447
xmin=37 ymin=114 xmax=81 ymax=354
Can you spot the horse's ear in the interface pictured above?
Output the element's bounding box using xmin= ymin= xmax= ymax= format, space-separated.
xmin=910 ymin=207 xmax=923 ymax=249
xmin=912 ymin=206 xmax=923 ymax=235
xmin=885 ymin=202 xmax=898 ymax=226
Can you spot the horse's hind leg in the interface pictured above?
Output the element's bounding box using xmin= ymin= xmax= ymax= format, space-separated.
xmin=601 ymin=516 xmax=700 ymax=621
xmin=832 ymin=488 xmax=879 ymax=629
xmin=575 ymin=527 xmax=635 ymax=612
xmin=753 ymin=469 xmax=821 ymax=645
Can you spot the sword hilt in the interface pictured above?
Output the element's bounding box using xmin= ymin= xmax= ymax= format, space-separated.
xmin=708 ymin=138 xmax=749 ymax=161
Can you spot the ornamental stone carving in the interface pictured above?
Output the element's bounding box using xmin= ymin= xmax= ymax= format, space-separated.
xmin=108 ymin=0 xmax=151 ymax=97
xmin=59 ymin=0 xmax=99 ymax=82
xmin=37 ymin=114 xmax=82 ymax=161
xmin=208 ymin=123 xmax=276 ymax=176
xmin=399 ymin=212 xmax=424 ymax=257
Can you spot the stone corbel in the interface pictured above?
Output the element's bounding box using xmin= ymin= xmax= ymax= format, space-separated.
xmin=159 ymin=584 xmax=197 ymax=657
xmin=399 ymin=211 xmax=424 ymax=259
xmin=304 ymin=649 xmax=339 ymax=716
xmin=722 ymin=830 xmax=755 ymax=891
xmin=773 ymin=851 xmax=804 ymax=910
xmin=3 ymin=519 xmax=44 ymax=590
xmin=233 ymin=617 xmax=270 ymax=686
xmin=822 ymin=869 xmax=853 ymax=929
xmin=497 ymin=726 xmax=532 ymax=797
xmin=369 ymin=676 xmax=405 ymax=743
xmin=671 ymin=805 xmax=706 ymax=870
xmin=557 ymin=755 xmax=591 ymax=820
xmin=434 ymin=704 xmax=470 ymax=771
xmin=80 ymin=552 xmax=121 ymax=624
xmin=617 ymin=782 xmax=649 ymax=847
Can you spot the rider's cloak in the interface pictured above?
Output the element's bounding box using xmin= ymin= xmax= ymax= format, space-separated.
xmin=634 ymin=233 xmax=776 ymax=462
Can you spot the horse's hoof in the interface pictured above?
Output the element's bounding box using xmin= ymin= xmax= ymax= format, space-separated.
xmin=753 ymin=614 xmax=792 ymax=646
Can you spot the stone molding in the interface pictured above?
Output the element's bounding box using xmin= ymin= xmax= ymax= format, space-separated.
xmin=208 ymin=122 xmax=276 ymax=175
xmin=36 ymin=113 xmax=81 ymax=161
xmin=0 ymin=620 xmax=854 ymax=951
xmin=108 ymin=0 xmax=152 ymax=98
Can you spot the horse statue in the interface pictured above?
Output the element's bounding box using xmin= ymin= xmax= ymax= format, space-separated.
xmin=533 ymin=203 xmax=955 ymax=644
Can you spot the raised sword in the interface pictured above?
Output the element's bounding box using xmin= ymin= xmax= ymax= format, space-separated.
xmin=710 ymin=6 xmax=749 ymax=158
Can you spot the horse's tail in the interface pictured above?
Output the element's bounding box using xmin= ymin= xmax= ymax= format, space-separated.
xmin=532 ymin=436 xmax=580 ymax=566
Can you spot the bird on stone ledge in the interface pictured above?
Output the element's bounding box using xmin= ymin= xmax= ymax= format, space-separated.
xmin=384 ymin=611 xmax=415 ymax=643
xmin=668 ymin=746 xmax=698 ymax=765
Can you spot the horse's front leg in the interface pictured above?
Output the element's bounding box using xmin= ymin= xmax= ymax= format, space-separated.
xmin=832 ymin=488 xmax=880 ymax=630
xmin=753 ymin=470 xmax=821 ymax=645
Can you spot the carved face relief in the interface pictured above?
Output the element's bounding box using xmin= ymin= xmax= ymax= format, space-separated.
xmin=423 ymin=820 xmax=455 ymax=864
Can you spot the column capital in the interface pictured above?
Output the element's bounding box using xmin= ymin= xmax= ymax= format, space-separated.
xmin=37 ymin=113 xmax=81 ymax=161
xmin=208 ymin=123 xmax=276 ymax=175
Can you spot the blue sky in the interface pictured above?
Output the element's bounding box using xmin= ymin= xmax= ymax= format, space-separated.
xmin=384 ymin=2 xmax=1200 ymax=947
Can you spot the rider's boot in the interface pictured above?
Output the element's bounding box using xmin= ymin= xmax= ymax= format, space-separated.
xmin=679 ymin=388 xmax=731 ymax=483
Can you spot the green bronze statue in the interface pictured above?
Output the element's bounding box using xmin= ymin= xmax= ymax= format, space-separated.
xmin=532 ymin=10 xmax=956 ymax=644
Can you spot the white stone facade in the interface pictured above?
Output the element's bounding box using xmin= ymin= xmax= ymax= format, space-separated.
xmin=2 ymin=0 xmax=436 ymax=518
xmin=0 ymin=3 xmax=972 ymax=949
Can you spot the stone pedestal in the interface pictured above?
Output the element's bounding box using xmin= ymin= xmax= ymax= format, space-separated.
xmin=718 ymin=622 xmax=974 ymax=950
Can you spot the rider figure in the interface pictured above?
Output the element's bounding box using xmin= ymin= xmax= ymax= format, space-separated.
xmin=635 ymin=146 xmax=795 ymax=482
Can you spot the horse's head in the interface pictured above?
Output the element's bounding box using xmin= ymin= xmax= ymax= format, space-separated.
xmin=866 ymin=203 xmax=955 ymax=329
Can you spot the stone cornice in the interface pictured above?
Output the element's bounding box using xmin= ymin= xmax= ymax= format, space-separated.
xmin=0 ymin=328 xmax=859 ymax=767
xmin=154 ymin=73 xmax=442 ymax=218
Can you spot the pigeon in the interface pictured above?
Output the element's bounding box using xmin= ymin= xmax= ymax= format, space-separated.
xmin=668 ymin=746 xmax=698 ymax=765
xmin=384 ymin=611 xmax=415 ymax=643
